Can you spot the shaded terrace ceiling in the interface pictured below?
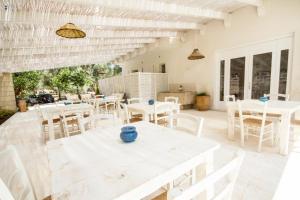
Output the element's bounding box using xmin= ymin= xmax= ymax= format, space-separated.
xmin=0 ymin=0 xmax=264 ymax=73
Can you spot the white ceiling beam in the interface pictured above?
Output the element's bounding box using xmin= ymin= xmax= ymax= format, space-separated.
xmin=0 ymin=44 xmax=144 ymax=57
xmin=51 ymin=0 xmax=226 ymax=20
xmin=1 ymin=49 xmax=133 ymax=63
xmin=0 ymin=27 xmax=178 ymax=39
xmin=234 ymin=0 xmax=263 ymax=7
xmin=0 ymin=38 xmax=157 ymax=49
xmin=0 ymin=57 xmax=114 ymax=73
xmin=0 ymin=11 xmax=204 ymax=30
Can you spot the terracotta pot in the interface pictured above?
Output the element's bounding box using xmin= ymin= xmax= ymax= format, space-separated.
xmin=18 ymin=99 xmax=27 ymax=112
xmin=196 ymin=96 xmax=210 ymax=111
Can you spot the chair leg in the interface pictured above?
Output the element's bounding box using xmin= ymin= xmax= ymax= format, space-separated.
xmin=270 ymin=127 xmax=274 ymax=147
xmin=258 ymin=129 xmax=264 ymax=152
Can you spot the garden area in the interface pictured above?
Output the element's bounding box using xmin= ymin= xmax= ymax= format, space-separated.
xmin=13 ymin=64 xmax=122 ymax=103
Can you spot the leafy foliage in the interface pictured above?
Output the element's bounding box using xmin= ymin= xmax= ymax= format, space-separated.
xmin=12 ymin=63 xmax=122 ymax=100
xmin=13 ymin=71 xmax=42 ymax=98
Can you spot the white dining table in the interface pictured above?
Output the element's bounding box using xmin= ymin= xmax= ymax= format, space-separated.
xmin=127 ymin=102 xmax=180 ymax=121
xmin=47 ymin=121 xmax=219 ymax=200
xmin=227 ymin=100 xmax=300 ymax=155
xmin=40 ymin=103 xmax=93 ymax=140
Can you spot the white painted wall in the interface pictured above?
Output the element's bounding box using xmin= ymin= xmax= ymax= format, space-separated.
xmin=122 ymin=0 xmax=300 ymax=108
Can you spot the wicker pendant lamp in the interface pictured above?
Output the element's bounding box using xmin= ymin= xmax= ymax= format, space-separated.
xmin=56 ymin=23 xmax=86 ymax=39
xmin=188 ymin=49 xmax=205 ymax=60
xmin=188 ymin=30 xmax=205 ymax=60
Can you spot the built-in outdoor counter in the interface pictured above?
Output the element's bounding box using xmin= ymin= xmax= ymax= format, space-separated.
xmin=157 ymin=91 xmax=195 ymax=109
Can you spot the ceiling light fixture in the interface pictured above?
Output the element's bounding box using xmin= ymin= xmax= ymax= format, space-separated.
xmin=56 ymin=23 xmax=86 ymax=39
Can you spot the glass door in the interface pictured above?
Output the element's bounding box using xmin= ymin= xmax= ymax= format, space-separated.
xmin=229 ymin=57 xmax=246 ymax=100
xmin=215 ymin=35 xmax=292 ymax=109
xmin=251 ymin=52 xmax=272 ymax=99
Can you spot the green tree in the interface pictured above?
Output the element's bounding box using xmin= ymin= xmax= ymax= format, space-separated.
xmin=69 ymin=68 xmax=92 ymax=99
xmin=13 ymin=71 xmax=42 ymax=98
xmin=51 ymin=68 xmax=72 ymax=99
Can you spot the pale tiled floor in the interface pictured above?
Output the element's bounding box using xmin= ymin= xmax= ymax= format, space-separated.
xmin=182 ymin=110 xmax=295 ymax=200
xmin=2 ymin=109 xmax=299 ymax=200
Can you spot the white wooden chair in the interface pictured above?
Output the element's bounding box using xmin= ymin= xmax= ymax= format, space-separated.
xmin=165 ymin=96 xmax=179 ymax=104
xmin=237 ymin=100 xmax=274 ymax=152
xmin=60 ymin=110 xmax=82 ymax=137
xmin=170 ymin=113 xmax=204 ymax=137
xmin=167 ymin=151 xmax=244 ymax=200
xmin=127 ymin=97 xmax=142 ymax=104
xmin=119 ymin=103 xmax=143 ymax=124
xmin=36 ymin=105 xmax=64 ymax=141
xmin=264 ymin=93 xmax=290 ymax=101
xmin=168 ymin=113 xmax=204 ymax=191
xmin=127 ymin=98 xmax=143 ymax=119
xmin=224 ymin=95 xmax=236 ymax=102
xmin=76 ymin=108 xmax=95 ymax=134
xmin=0 ymin=145 xmax=37 ymax=200
xmin=0 ymin=178 xmax=15 ymax=200
xmin=153 ymin=102 xmax=174 ymax=126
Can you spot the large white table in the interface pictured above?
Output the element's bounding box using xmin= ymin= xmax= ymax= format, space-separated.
xmin=227 ymin=100 xmax=300 ymax=155
xmin=47 ymin=121 xmax=219 ymax=200
xmin=127 ymin=102 xmax=180 ymax=121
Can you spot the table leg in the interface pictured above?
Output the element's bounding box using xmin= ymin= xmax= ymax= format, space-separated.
xmin=279 ymin=112 xmax=291 ymax=155
xmin=227 ymin=108 xmax=235 ymax=140
xmin=143 ymin=112 xmax=149 ymax=122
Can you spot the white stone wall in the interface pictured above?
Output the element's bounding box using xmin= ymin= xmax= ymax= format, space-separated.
xmin=0 ymin=73 xmax=17 ymax=111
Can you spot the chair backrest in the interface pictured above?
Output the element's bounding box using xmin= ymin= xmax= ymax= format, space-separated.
xmin=119 ymin=103 xmax=130 ymax=124
xmin=224 ymin=95 xmax=236 ymax=102
xmin=170 ymin=113 xmax=204 ymax=137
xmin=0 ymin=145 xmax=36 ymax=200
xmin=0 ymin=178 xmax=15 ymax=200
xmin=237 ymin=100 xmax=268 ymax=133
xmin=112 ymin=93 xmax=124 ymax=101
xmin=264 ymin=93 xmax=289 ymax=101
xmin=169 ymin=151 xmax=244 ymax=200
xmin=154 ymin=102 xmax=174 ymax=124
xmin=127 ymin=98 xmax=141 ymax=104
xmin=165 ymin=96 xmax=179 ymax=104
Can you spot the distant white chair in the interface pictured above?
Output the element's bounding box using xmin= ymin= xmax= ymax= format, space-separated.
xmin=167 ymin=151 xmax=244 ymax=200
xmin=170 ymin=113 xmax=204 ymax=137
xmin=224 ymin=95 xmax=236 ymax=103
xmin=60 ymin=110 xmax=82 ymax=137
xmin=153 ymin=102 xmax=174 ymax=126
xmin=0 ymin=145 xmax=36 ymax=200
xmin=264 ymin=93 xmax=289 ymax=101
xmin=237 ymin=100 xmax=274 ymax=152
xmin=0 ymin=178 xmax=14 ymax=200
xmin=118 ymin=103 xmax=143 ymax=124
xmin=36 ymin=105 xmax=63 ymax=142
xmin=165 ymin=96 xmax=179 ymax=104
xmin=127 ymin=97 xmax=142 ymax=104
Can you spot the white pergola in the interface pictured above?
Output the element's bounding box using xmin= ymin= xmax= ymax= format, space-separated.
xmin=0 ymin=0 xmax=264 ymax=73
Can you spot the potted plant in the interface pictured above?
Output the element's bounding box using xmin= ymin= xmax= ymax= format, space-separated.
xmin=18 ymin=91 xmax=27 ymax=112
xmin=196 ymin=92 xmax=210 ymax=111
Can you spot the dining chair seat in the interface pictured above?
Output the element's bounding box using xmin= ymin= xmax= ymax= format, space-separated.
xmin=244 ymin=118 xmax=272 ymax=127
xmin=42 ymin=117 xmax=61 ymax=125
xmin=291 ymin=119 xmax=300 ymax=126
xmin=266 ymin=113 xmax=282 ymax=118
xmin=129 ymin=117 xmax=143 ymax=123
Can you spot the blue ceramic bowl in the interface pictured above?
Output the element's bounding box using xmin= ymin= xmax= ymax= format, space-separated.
xmin=120 ymin=126 xmax=138 ymax=143
xmin=148 ymin=99 xmax=155 ymax=105
xmin=259 ymin=96 xmax=269 ymax=102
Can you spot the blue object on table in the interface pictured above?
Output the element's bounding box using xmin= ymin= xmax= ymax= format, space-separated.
xmin=64 ymin=101 xmax=72 ymax=105
xmin=259 ymin=96 xmax=269 ymax=102
xmin=148 ymin=99 xmax=155 ymax=105
xmin=120 ymin=126 xmax=138 ymax=143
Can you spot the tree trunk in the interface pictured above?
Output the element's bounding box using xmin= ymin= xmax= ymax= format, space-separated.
xmin=58 ymin=90 xmax=61 ymax=100
xmin=77 ymin=87 xmax=81 ymax=100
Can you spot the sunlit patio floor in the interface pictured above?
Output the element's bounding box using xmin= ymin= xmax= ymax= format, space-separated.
xmin=3 ymin=109 xmax=300 ymax=200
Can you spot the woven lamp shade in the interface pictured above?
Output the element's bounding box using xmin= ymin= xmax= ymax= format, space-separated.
xmin=56 ymin=23 xmax=86 ymax=39
xmin=188 ymin=49 xmax=205 ymax=60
